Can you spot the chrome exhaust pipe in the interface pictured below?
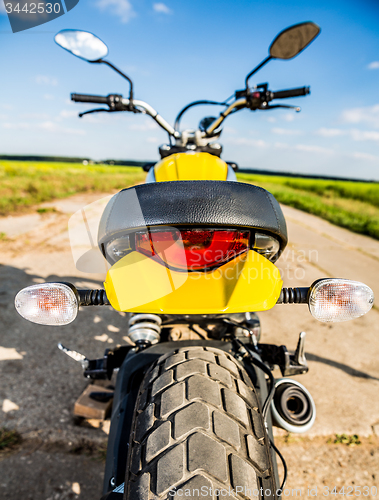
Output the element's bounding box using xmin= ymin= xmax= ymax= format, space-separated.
xmin=271 ymin=378 xmax=316 ymax=434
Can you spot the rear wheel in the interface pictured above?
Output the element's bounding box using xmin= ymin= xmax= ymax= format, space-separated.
xmin=124 ymin=346 xmax=278 ymax=499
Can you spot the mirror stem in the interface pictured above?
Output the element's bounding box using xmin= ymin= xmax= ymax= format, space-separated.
xmin=95 ymin=59 xmax=134 ymax=101
xmin=245 ymin=56 xmax=272 ymax=91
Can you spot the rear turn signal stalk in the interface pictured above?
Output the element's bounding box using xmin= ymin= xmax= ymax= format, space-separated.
xmin=14 ymin=278 xmax=373 ymax=326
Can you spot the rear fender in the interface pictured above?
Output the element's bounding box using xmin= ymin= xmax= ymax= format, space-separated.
xmin=104 ymin=250 xmax=283 ymax=314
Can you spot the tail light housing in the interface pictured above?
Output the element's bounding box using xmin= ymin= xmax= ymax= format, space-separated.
xmin=104 ymin=227 xmax=281 ymax=271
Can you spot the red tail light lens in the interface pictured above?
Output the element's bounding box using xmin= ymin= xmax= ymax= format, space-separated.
xmin=136 ymin=229 xmax=250 ymax=271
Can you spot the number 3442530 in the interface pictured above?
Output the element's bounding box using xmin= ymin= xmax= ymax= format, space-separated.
xmin=5 ymin=3 xmax=61 ymax=14
xmin=323 ymin=486 xmax=377 ymax=496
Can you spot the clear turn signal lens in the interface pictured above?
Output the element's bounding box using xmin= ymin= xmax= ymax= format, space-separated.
xmin=309 ymin=279 xmax=374 ymax=323
xmin=15 ymin=283 xmax=78 ymax=326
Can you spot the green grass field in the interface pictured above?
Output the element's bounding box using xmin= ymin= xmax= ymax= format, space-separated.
xmin=0 ymin=160 xmax=145 ymax=215
xmin=0 ymin=160 xmax=378 ymax=240
xmin=237 ymin=173 xmax=379 ymax=240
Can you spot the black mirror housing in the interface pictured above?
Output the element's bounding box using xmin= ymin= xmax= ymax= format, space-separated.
xmin=269 ymin=22 xmax=320 ymax=60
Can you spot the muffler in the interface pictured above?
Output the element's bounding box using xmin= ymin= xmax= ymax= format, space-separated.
xmin=271 ymin=378 xmax=316 ymax=433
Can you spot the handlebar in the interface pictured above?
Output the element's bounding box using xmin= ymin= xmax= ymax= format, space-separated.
xmin=122 ymin=98 xmax=179 ymax=137
xmin=271 ymin=86 xmax=310 ymax=99
xmin=70 ymin=85 xmax=309 ymax=140
xmin=71 ymin=92 xmax=179 ymax=138
xmin=204 ymin=85 xmax=309 ymax=136
xmin=205 ymin=97 xmax=247 ymax=136
xmin=71 ymin=93 xmax=110 ymax=104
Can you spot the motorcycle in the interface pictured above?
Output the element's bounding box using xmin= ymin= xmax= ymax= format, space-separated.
xmin=14 ymin=22 xmax=374 ymax=500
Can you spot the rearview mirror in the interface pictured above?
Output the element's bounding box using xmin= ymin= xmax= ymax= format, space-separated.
xmin=245 ymin=22 xmax=320 ymax=89
xmin=54 ymin=30 xmax=109 ymax=62
xmin=270 ymin=22 xmax=320 ymax=60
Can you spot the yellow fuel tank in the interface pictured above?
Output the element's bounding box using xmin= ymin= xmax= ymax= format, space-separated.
xmin=154 ymin=152 xmax=228 ymax=181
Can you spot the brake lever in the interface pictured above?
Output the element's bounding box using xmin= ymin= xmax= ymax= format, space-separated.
xmin=78 ymin=108 xmax=112 ymax=118
xmin=260 ymin=104 xmax=301 ymax=112
xmin=79 ymin=105 xmax=142 ymax=118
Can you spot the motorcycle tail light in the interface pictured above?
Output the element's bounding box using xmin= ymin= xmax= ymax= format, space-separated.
xmin=309 ymin=279 xmax=374 ymax=322
xmin=15 ymin=283 xmax=78 ymax=326
xmin=136 ymin=228 xmax=250 ymax=271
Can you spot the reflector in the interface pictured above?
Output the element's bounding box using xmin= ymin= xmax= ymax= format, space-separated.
xmin=253 ymin=233 xmax=280 ymax=262
xmin=309 ymin=279 xmax=374 ymax=322
xmin=15 ymin=283 xmax=78 ymax=326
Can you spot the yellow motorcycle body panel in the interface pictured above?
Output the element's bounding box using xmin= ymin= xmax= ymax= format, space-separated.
xmin=104 ymin=250 xmax=282 ymax=314
xmin=154 ymin=152 xmax=228 ymax=181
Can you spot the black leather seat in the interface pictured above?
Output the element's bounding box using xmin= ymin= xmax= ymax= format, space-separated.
xmin=98 ymin=180 xmax=288 ymax=251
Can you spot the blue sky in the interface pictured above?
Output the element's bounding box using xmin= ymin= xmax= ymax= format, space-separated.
xmin=1 ymin=0 xmax=379 ymax=179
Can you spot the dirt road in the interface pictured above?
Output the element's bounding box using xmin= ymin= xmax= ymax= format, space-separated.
xmin=0 ymin=192 xmax=378 ymax=498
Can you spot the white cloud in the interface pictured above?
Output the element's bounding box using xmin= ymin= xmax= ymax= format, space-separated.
xmin=19 ymin=113 xmax=50 ymax=120
xmin=38 ymin=121 xmax=86 ymax=135
xmin=352 ymin=152 xmax=379 ymax=162
xmin=2 ymin=122 xmax=31 ymax=130
xmin=35 ymin=75 xmax=58 ymax=86
xmin=342 ymin=104 xmax=379 ymax=128
xmin=282 ymin=113 xmax=295 ymax=122
xmin=44 ymin=94 xmax=55 ymax=101
xmin=224 ymin=126 xmax=237 ymax=135
xmin=316 ymin=127 xmax=344 ymax=137
xmin=96 ymin=0 xmax=136 ymax=23
xmin=58 ymin=110 xmax=79 ymax=119
xmin=350 ymin=129 xmax=379 ymax=142
xmin=274 ymin=142 xmax=290 ymax=149
xmin=295 ymin=144 xmax=334 ymax=154
xmin=226 ymin=137 xmax=267 ymax=148
xmin=78 ymin=113 xmax=115 ymax=124
xmin=2 ymin=121 xmax=85 ymax=135
xmin=243 ymin=139 xmax=379 ymax=166
xmin=368 ymin=61 xmax=379 ymax=70
xmin=271 ymin=127 xmax=302 ymax=136
xmin=272 ymin=142 xmax=334 ymax=155
xmin=129 ymin=121 xmax=159 ymax=131
xmin=153 ymin=3 xmax=172 ymax=14
xmin=316 ymin=127 xmax=379 ymax=142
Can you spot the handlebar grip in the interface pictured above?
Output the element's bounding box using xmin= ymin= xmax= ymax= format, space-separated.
xmin=272 ymin=87 xmax=310 ymax=99
xmin=71 ymin=93 xmax=109 ymax=104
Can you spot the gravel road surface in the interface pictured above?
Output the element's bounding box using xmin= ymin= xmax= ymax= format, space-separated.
xmin=0 ymin=192 xmax=378 ymax=498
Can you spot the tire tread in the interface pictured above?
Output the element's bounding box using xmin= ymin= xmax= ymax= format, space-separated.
xmin=124 ymin=346 xmax=277 ymax=499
